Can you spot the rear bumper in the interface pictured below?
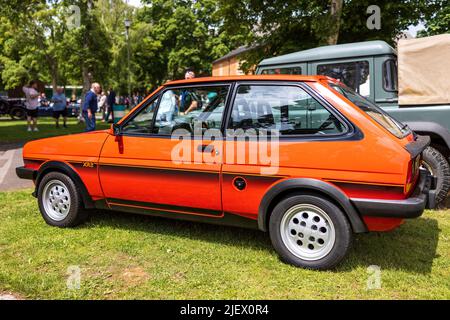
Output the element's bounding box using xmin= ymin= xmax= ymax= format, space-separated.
xmin=16 ymin=166 xmax=36 ymax=180
xmin=351 ymin=169 xmax=436 ymax=219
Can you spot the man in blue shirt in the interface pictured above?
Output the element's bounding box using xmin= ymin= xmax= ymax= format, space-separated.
xmin=82 ymin=83 xmax=101 ymax=132
xmin=51 ymin=87 xmax=67 ymax=128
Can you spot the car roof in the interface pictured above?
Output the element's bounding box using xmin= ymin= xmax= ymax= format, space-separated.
xmin=259 ymin=41 xmax=396 ymax=67
xmin=164 ymin=75 xmax=327 ymax=86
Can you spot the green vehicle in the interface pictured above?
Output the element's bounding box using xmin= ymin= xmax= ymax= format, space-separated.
xmin=256 ymin=34 xmax=450 ymax=205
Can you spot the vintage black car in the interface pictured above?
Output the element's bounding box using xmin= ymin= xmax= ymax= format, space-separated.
xmin=0 ymin=96 xmax=80 ymax=120
xmin=0 ymin=96 xmax=27 ymax=120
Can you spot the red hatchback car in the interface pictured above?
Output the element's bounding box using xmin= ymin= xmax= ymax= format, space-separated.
xmin=16 ymin=75 xmax=436 ymax=269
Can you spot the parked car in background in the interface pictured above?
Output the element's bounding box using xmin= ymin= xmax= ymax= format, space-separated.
xmin=0 ymin=96 xmax=80 ymax=120
xmin=16 ymin=75 xmax=436 ymax=270
xmin=0 ymin=96 xmax=27 ymax=120
xmin=37 ymin=101 xmax=80 ymax=118
xmin=256 ymin=34 xmax=450 ymax=206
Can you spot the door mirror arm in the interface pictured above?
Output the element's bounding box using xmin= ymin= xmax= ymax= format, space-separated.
xmin=112 ymin=123 xmax=122 ymax=136
xmin=111 ymin=123 xmax=124 ymax=153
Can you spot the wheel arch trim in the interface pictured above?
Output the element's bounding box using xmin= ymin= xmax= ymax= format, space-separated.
xmin=258 ymin=178 xmax=368 ymax=233
xmin=35 ymin=161 xmax=95 ymax=209
xmin=405 ymin=121 xmax=450 ymax=150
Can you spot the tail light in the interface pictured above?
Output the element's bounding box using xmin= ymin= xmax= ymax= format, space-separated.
xmin=405 ymin=155 xmax=421 ymax=195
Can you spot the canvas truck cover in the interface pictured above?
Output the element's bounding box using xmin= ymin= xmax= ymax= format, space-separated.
xmin=398 ymin=34 xmax=450 ymax=105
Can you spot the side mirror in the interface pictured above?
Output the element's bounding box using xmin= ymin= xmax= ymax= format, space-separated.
xmin=112 ymin=123 xmax=122 ymax=136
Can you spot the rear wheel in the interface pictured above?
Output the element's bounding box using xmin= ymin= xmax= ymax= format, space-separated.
xmin=421 ymin=146 xmax=450 ymax=206
xmin=269 ymin=194 xmax=352 ymax=270
xmin=37 ymin=172 xmax=89 ymax=227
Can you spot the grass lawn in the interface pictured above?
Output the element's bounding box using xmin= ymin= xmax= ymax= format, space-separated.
xmin=0 ymin=116 xmax=111 ymax=144
xmin=0 ymin=189 xmax=449 ymax=300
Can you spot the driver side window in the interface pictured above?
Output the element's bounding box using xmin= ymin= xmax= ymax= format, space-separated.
xmin=122 ymin=97 xmax=159 ymax=135
xmin=153 ymin=85 xmax=229 ymax=136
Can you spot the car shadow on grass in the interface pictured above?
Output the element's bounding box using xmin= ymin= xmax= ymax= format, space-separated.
xmin=343 ymin=217 xmax=440 ymax=274
xmin=86 ymin=210 xmax=440 ymax=274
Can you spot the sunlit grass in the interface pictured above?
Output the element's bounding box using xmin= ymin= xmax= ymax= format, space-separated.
xmin=0 ymin=117 xmax=111 ymax=144
xmin=0 ymin=189 xmax=449 ymax=299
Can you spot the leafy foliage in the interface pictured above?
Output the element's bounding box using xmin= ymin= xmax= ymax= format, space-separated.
xmin=218 ymin=0 xmax=445 ymax=72
xmin=0 ymin=0 xmax=447 ymax=93
xmin=418 ymin=0 xmax=450 ymax=36
xmin=138 ymin=0 xmax=232 ymax=81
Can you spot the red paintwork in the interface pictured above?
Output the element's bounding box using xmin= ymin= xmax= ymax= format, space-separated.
xmin=362 ymin=217 xmax=405 ymax=232
xmin=21 ymin=75 xmax=420 ymax=232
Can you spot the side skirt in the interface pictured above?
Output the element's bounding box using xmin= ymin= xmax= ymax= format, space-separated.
xmin=93 ymin=199 xmax=259 ymax=230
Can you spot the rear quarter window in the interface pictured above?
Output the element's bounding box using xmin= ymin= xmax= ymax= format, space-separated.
xmin=228 ymin=84 xmax=347 ymax=137
xmin=329 ymin=82 xmax=409 ymax=138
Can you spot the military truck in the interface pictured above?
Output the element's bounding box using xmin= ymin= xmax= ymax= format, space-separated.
xmin=256 ymin=34 xmax=450 ymax=205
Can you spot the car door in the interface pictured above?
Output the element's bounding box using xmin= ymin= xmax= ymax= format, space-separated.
xmin=221 ymin=82 xmax=349 ymax=220
xmin=98 ymin=84 xmax=231 ymax=218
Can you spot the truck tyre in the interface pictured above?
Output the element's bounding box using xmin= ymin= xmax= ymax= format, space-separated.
xmin=37 ymin=172 xmax=89 ymax=227
xmin=10 ymin=107 xmax=26 ymax=120
xmin=269 ymin=194 xmax=352 ymax=270
xmin=421 ymin=146 xmax=450 ymax=206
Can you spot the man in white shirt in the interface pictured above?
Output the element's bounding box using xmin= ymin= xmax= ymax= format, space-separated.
xmin=98 ymin=91 xmax=107 ymax=122
xmin=22 ymin=80 xmax=40 ymax=132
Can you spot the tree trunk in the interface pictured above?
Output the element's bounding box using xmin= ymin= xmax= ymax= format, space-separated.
xmin=82 ymin=67 xmax=92 ymax=97
xmin=327 ymin=0 xmax=344 ymax=45
xmin=80 ymin=0 xmax=94 ymax=110
xmin=50 ymin=63 xmax=58 ymax=92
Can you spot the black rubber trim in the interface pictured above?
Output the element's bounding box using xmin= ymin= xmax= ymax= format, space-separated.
xmin=404 ymin=135 xmax=431 ymax=159
xmin=258 ymin=178 xmax=368 ymax=233
xmin=351 ymin=168 xmax=436 ymax=218
xmin=107 ymin=198 xmax=223 ymax=217
xmin=15 ymin=166 xmax=36 ymax=180
xmin=34 ymin=161 xmax=95 ymax=209
xmin=100 ymin=200 xmax=258 ymax=230
xmin=352 ymin=197 xmax=425 ymax=218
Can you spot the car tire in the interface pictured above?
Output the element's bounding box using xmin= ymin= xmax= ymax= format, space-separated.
xmin=9 ymin=107 xmax=26 ymax=120
xmin=269 ymin=194 xmax=352 ymax=270
xmin=421 ymin=146 xmax=450 ymax=206
xmin=37 ymin=172 xmax=89 ymax=227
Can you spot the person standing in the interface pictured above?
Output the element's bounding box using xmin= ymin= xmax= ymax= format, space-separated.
xmin=105 ymin=88 xmax=116 ymax=123
xmin=180 ymin=70 xmax=200 ymax=115
xmin=51 ymin=87 xmax=68 ymax=128
xmin=98 ymin=90 xmax=107 ymax=121
xmin=22 ymin=80 xmax=40 ymax=132
xmin=82 ymin=83 xmax=101 ymax=132
xmin=39 ymin=93 xmax=49 ymax=107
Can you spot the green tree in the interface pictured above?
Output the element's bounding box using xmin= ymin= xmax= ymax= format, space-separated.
xmin=61 ymin=0 xmax=111 ymax=96
xmin=419 ymin=0 xmax=450 ymax=36
xmin=217 ymin=0 xmax=442 ymax=72
xmin=94 ymin=0 xmax=139 ymax=94
xmin=138 ymin=0 xmax=231 ymax=83
xmin=0 ymin=0 xmax=65 ymax=89
xmin=0 ymin=0 xmax=111 ymax=96
xmin=337 ymin=0 xmax=442 ymax=43
xmin=216 ymin=0 xmax=331 ymax=71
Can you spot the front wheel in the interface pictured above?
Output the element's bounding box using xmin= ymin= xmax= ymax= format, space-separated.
xmin=269 ymin=195 xmax=352 ymax=270
xmin=421 ymin=146 xmax=450 ymax=206
xmin=37 ymin=172 xmax=89 ymax=227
